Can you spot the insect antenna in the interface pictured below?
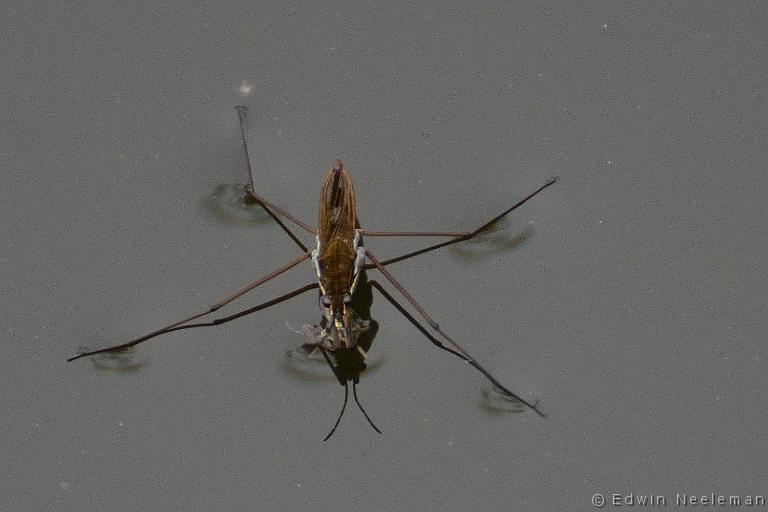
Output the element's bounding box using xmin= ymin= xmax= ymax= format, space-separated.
xmin=315 ymin=344 xmax=349 ymax=441
xmin=324 ymin=382 xmax=349 ymax=442
xmin=352 ymin=381 xmax=382 ymax=434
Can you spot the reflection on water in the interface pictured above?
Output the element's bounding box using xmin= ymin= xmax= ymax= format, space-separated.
xmin=450 ymin=222 xmax=534 ymax=261
xmin=282 ymin=331 xmax=384 ymax=382
xmin=78 ymin=346 xmax=149 ymax=373
xmin=282 ymin=270 xmax=382 ymax=384
xmin=282 ymin=270 xmax=386 ymax=437
xmin=480 ymin=386 xmax=531 ymax=415
xmin=203 ymin=183 xmax=272 ymax=226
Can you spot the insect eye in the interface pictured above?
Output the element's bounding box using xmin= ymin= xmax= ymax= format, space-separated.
xmin=321 ymin=295 xmax=332 ymax=307
xmin=343 ymin=294 xmax=352 ymax=305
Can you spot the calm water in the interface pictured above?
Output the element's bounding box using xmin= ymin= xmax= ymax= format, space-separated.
xmin=3 ymin=2 xmax=766 ymax=510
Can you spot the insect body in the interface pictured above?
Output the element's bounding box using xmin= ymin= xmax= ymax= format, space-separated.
xmin=69 ymin=106 xmax=557 ymax=437
xmin=312 ymin=159 xmax=368 ymax=351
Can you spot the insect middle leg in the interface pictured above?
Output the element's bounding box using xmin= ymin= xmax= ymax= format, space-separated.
xmin=363 ymin=178 xmax=557 ymax=269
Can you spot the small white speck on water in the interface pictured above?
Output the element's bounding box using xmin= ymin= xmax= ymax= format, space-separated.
xmin=35 ymin=423 xmax=40 ymax=427
xmin=278 ymin=129 xmax=282 ymax=135
xmin=447 ymin=441 xmax=454 ymax=447
xmin=118 ymin=422 xmax=123 ymax=426
xmin=297 ymin=483 xmax=302 ymax=488
xmin=606 ymin=160 xmax=612 ymax=166
xmin=602 ymin=23 xmax=608 ymax=29
xmin=59 ymin=482 xmax=70 ymax=490
xmin=238 ymin=81 xmax=254 ymax=96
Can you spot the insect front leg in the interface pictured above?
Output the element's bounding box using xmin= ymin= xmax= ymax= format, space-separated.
xmin=311 ymin=234 xmax=324 ymax=283
xmin=351 ymin=229 xmax=366 ymax=288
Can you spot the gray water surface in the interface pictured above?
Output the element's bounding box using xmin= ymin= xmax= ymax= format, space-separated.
xmin=2 ymin=2 xmax=766 ymax=511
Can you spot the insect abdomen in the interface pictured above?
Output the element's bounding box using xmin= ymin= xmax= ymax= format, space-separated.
xmin=320 ymin=238 xmax=355 ymax=296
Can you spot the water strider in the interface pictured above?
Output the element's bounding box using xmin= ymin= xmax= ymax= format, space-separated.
xmin=69 ymin=106 xmax=557 ymax=439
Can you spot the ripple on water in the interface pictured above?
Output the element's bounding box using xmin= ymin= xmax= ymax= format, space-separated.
xmin=480 ymin=386 xmax=531 ymax=415
xmin=207 ymin=183 xmax=272 ymax=226
xmin=76 ymin=346 xmax=149 ymax=373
